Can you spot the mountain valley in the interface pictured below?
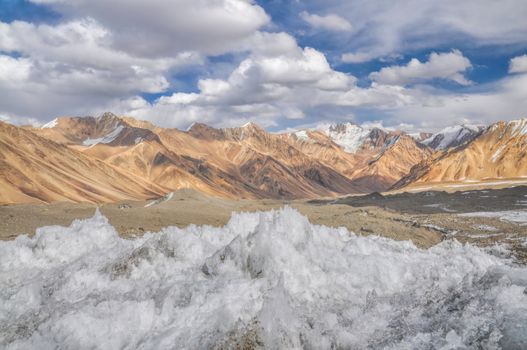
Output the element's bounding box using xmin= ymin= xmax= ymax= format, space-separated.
xmin=1 ymin=113 xmax=526 ymax=204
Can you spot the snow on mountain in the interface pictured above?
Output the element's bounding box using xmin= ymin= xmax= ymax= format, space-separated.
xmin=293 ymin=130 xmax=309 ymax=141
xmin=422 ymin=124 xmax=483 ymax=150
xmin=395 ymin=119 xmax=527 ymax=189
xmin=83 ymin=124 xmax=124 ymax=146
xmin=1 ymin=207 xmax=526 ymax=348
xmin=319 ymin=122 xmax=374 ymax=153
xmin=508 ymin=119 xmax=527 ymax=136
xmin=408 ymin=132 xmax=433 ymax=142
xmin=41 ymin=118 xmax=58 ymax=129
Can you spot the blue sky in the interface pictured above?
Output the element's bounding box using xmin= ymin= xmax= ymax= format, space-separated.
xmin=0 ymin=0 xmax=526 ymax=132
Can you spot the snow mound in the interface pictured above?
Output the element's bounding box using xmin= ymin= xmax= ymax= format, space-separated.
xmin=1 ymin=208 xmax=527 ymax=349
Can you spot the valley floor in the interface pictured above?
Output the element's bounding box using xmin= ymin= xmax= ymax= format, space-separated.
xmin=1 ymin=186 xmax=527 ymax=263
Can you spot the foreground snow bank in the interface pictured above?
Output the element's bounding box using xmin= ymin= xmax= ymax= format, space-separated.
xmin=1 ymin=208 xmax=527 ymax=349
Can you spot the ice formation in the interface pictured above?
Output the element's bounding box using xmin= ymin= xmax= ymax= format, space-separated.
xmin=1 ymin=208 xmax=527 ymax=349
xmin=460 ymin=210 xmax=527 ymax=226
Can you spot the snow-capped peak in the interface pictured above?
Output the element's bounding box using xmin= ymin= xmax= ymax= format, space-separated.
xmin=186 ymin=122 xmax=197 ymax=132
xmin=422 ymin=124 xmax=483 ymax=150
xmin=293 ymin=130 xmax=309 ymax=141
xmin=318 ymin=122 xmax=372 ymax=153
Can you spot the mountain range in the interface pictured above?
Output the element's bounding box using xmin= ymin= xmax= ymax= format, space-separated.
xmin=0 ymin=112 xmax=525 ymax=204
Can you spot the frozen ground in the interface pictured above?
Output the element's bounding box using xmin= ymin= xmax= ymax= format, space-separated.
xmin=1 ymin=208 xmax=527 ymax=349
xmin=460 ymin=210 xmax=527 ymax=226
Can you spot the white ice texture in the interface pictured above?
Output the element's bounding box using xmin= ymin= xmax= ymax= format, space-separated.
xmin=1 ymin=207 xmax=527 ymax=349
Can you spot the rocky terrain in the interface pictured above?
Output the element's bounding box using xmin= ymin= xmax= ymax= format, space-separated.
xmin=395 ymin=119 xmax=527 ymax=190
xmin=1 ymin=113 xmax=429 ymax=203
xmin=2 ymin=187 xmax=526 ymax=262
xmin=0 ymin=121 xmax=165 ymax=204
xmin=1 ymin=113 xmax=526 ymax=204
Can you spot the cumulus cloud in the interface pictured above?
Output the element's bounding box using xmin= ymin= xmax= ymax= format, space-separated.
xmin=109 ymin=46 xmax=359 ymax=128
xmin=1 ymin=0 xmax=525 ymax=131
xmin=105 ymin=44 xmax=526 ymax=131
xmin=0 ymin=0 xmax=272 ymax=121
xmin=29 ymin=0 xmax=270 ymax=56
xmin=509 ymin=54 xmax=527 ymax=73
xmin=383 ymin=72 xmax=527 ymax=130
xmin=369 ymin=50 xmax=472 ymax=86
xmin=0 ymin=19 xmax=194 ymax=73
xmin=300 ymin=11 xmax=352 ymax=32
xmin=0 ymin=55 xmax=32 ymax=83
xmin=334 ymin=0 xmax=527 ymax=62
xmin=0 ymin=18 xmax=203 ymax=119
xmin=341 ymin=52 xmax=375 ymax=64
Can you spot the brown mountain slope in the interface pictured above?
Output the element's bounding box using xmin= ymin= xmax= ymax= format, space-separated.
xmin=0 ymin=121 xmax=166 ymax=204
xmin=22 ymin=114 xmax=435 ymax=200
xmin=395 ymin=119 xmax=527 ymax=189
xmin=163 ymin=122 xmax=365 ymax=198
xmin=11 ymin=113 xmax=448 ymax=203
xmin=351 ymin=134 xmax=432 ymax=190
xmin=27 ymin=112 xmax=160 ymax=147
xmin=72 ymin=121 xmax=363 ymax=199
xmin=85 ymin=140 xmax=267 ymax=199
xmin=285 ymin=128 xmax=432 ymax=192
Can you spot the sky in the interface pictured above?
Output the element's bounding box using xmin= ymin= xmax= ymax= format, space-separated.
xmin=0 ymin=0 xmax=526 ymax=132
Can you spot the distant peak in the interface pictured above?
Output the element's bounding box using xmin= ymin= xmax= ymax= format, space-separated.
xmin=187 ymin=122 xmax=225 ymax=140
xmin=98 ymin=112 xmax=119 ymax=120
xmin=326 ymin=122 xmax=359 ymax=132
xmin=186 ymin=122 xmax=197 ymax=132
xmin=188 ymin=122 xmax=216 ymax=132
xmin=319 ymin=122 xmax=371 ymax=153
xmin=422 ymin=124 xmax=484 ymax=150
xmin=239 ymin=121 xmax=264 ymax=131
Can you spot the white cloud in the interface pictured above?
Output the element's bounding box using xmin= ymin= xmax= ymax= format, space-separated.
xmin=300 ymin=11 xmax=352 ymax=32
xmin=105 ymin=42 xmax=527 ymax=131
xmin=509 ymin=54 xmax=527 ymax=73
xmin=330 ymin=0 xmax=527 ymax=62
xmin=384 ymin=72 xmax=527 ymax=130
xmin=70 ymin=54 xmax=527 ymax=132
xmin=108 ymin=46 xmax=360 ymax=128
xmin=0 ymin=112 xmax=40 ymax=126
xmin=0 ymin=55 xmax=32 ymax=83
xmin=0 ymin=0 xmax=273 ymax=120
xmin=341 ymin=52 xmax=375 ymax=63
xmin=369 ymin=50 xmax=472 ymax=86
xmin=29 ymin=0 xmax=270 ymax=56
xmin=0 ymin=0 xmax=525 ymax=132
xmin=0 ymin=18 xmax=200 ymax=118
xmin=0 ymin=19 xmax=195 ymax=72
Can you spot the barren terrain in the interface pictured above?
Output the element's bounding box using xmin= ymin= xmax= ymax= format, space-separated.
xmin=2 ymin=187 xmax=526 ymax=262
